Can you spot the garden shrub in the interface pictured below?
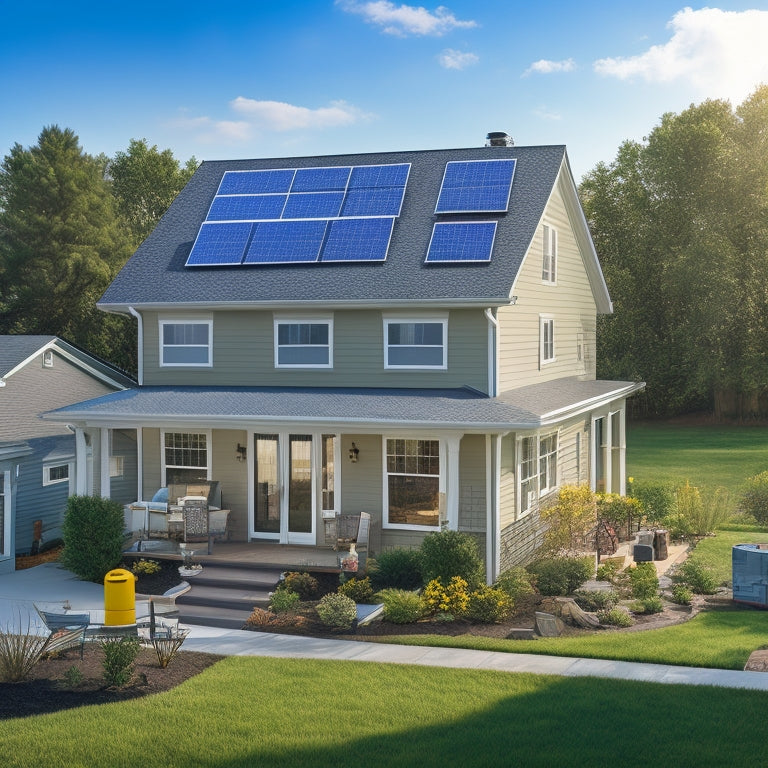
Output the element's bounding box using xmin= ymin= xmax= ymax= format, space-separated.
xmin=281 ymin=572 xmax=319 ymax=599
xmin=315 ymin=593 xmax=357 ymax=629
xmin=540 ymin=485 xmax=597 ymax=555
xmin=338 ymin=576 xmax=374 ymax=603
xmin=675 ymin=560 xmax=719 ymax=594
xmin=421 ymin=576 xmax=470 ymax=618
xmin=376 ymin=588 xmax=423 ymax=624
xmin=670 ymin=584 xmax=693 ymax=605
xmin=630 ymin=596 xmax=664 ymax=614
xmin=596 ymin=560 xmax=619 ymax=582
xmin=597 ymin=493 xmax=643 ymax=535
xmin=465 ymin=585 xmax=513 ymax=623
xmin=527 ymin=555 xmax=593 ymax=596
xmin=573 ymin=589 xmax=618 ymax=612
xmin=494 ymin=566 xmax=535 ymax=607
xmin=269 ymin=589 xmax=300 ymax=613
xmin=420 ymin=530 xmax=484 ymax=589
xmin=0 ymin=621 xmax=48 ymax=682
xmin=674 ymin=481 xmax=731 ymax=538
xmin=740 ymin=471 xmax=768 ymax=526
xmin=368 ymin=548 xmax=423 ymax=591
xmin=100 ymin=636 xmax=141 ymax=688
xmin=130 ymin=558 xmax=161 ymax=576
xmin=245 ymin=607 xmax=308 ymax=630
xmin=628 ymin=562 xmax=658 ymax=599
xmin=597 ymin=607 xmax=634 ymax=627
xmin=61 ymin=495 xmax=126 ymax=583
xmin=631 ymin=482 xmax=675 ymax=526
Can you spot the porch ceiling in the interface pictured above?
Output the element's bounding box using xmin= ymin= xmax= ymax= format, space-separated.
xmin=42 ymin=379 xmax=644 ymax=432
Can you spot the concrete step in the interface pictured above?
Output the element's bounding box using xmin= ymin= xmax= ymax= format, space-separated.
xmin=176 ymin=603 xmax=256 ymax=630
xmin=176 ymin=583 xmax=271 ymax=611
xmin=188 ymin=565 xmax=283 ymax=591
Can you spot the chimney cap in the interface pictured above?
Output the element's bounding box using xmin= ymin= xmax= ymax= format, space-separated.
xmin=486 ymin=131 xmax=514 ymax=147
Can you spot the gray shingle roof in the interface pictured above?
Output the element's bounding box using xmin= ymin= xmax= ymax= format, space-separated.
xmin=0 ymin=335 xmax=56 ymax=377
xmin=99 ymin=145 xmax=568 ymax=309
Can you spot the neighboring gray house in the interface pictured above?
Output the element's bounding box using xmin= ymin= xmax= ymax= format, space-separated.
xmin=0 ymin=336 xmax=134 ymax=573
xmin=45 ymin=139 xmax=644 ymax=581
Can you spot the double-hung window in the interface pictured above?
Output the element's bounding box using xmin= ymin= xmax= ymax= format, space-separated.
xmin=539 ymin=434 xmax=558 ymax=494
xmin=43 ymin=463 xmax=70 ymax=486
xmin=540 ymin=316 xmax=555 ymax=365
xmin=163 ymin=432 xmax=209 ymax=485
xmin=542 ymin=224 xmax=557 ymax=283
xmin=274 ymin=317 xmax=333 ymax=368
xmin=384 ymin=438 xmax=441 ymax=529
xmin=518 ymin=432 xmax=558 ymax=517
xmin=159 ymin=319 xmax=212 ymax=366
xmin=384 ymin=318 xmax=447 ymax=369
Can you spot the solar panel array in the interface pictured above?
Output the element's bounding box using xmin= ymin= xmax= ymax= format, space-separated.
xmin=434 ymin=159 xmax=516 ymax=214
xmin=186 ymin=163 xmax=409 ymax=267
xmin=425 ymin=222 xmax=497 ymax=263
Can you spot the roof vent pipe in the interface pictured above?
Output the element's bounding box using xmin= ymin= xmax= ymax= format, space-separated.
xmin=486 ymin=132 xmax=514 ymax=147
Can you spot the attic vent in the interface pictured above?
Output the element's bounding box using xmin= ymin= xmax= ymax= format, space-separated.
xmin=486 ymin=132 xmax=514 ymax=147
xmin=42 ymin=350 xmax=54 ymax=368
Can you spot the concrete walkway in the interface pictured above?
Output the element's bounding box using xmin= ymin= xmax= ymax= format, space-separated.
xmin=3 ymin=562 xmax=768 ymax=692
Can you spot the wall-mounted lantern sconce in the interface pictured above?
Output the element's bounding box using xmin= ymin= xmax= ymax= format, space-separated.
xmin=236 ymin=443 xmax=247 ymax=462
xmin=348 ymin=443 xmax=359 ymax=463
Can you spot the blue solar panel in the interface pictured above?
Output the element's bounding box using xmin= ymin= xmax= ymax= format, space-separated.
xmin=341 ymin=187 xmax=406 ymax=217
xmin=435 ymin=159 xmax=516 ymax=213
xmin=244 ymin=220 xmax=327 ymax=264
xmin=207 ymin=194 xmax=286 ymax=221
xmin=425 ymin=222 xmax=497 ymax=263
xmin=186 ymin=222 xmax=253 ymax=266
xmin=291 ymin=167 xmax=351 ymax=192
xmin=218 ymin=169 xmax=295 ymax=195
xmin=348 ymin=163 xmax=410 ymax=189
xmin=281 ymin=192 xmax=344 ymax=219
xmin=321 ymin=217 xmax=394 ymax=262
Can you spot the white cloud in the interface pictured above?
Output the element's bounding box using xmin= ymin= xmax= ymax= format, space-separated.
xmin=438 ymin=49 xmax=479 ymax=70
xmin=523 ymin=58 xmax=576 ymax=76
xmin=593 ymin=7 xmax=768 ymax=103
xmin=166 ymin=113 xmax=253 ymax=145
xmin=230 ymin=98 xmax=373 ymax=131
xmin=532 ymin=106 xmax=562 ymax=121
xmin=337 ymin=0 xmax=477 ymax=37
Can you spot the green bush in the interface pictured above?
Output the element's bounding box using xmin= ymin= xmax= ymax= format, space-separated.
xmin=61 ymin=496 xmax=126 ymax=583
xmin=740 ymin=471 xmax=768 ymax=525
xmin=315 ymin=593 xmax=357 ymax=629
xmin=670 ymin=584 xmax=693 ymax=605
xmin=628 ymin=562 xmax=659 ymax=599
xmin=494 ymin=566 xmax=535 ymax=604
xmin=675 ymin=560 xmax=719 ymax=594
xmin=421 ymin=576 xmax=470 ymax=617
xmin=527 ymin=556 xmax=594 ymax=596
xmin=630 ymin=596 xmax=664 ymax=614
xmin=338 ymin=576 xmax=374 ymax=603
xmin=597 ymin=607 xmax=634 ymax=627
xmin=596 ymin=561 xmax=619 ymax=582
xmin=675 ymin=482 xmax=732 ymax=538
xmin=419 ymin=530 xmax=484 ymax=589
xmin=368 ymin=548 xmax=423 ymax=591
xmin=573 ymin=589 xmax=618 ymax=612
xmin=269 ymin=589 xmax=300 ymax=613
xmin=465 ymin=585 xmax=513 ymax=623
xmin=281 ymin=572 xmax=319 ymax=599
xmin=597 ymin=493 xmax=643 ymax=532
xmin=100 ymin=636 xmax=140 ymax=688
xmin=632 ymin=482 xmax=676 ymax=526
xmin=376 ymin=588 xmax=423 ymax=624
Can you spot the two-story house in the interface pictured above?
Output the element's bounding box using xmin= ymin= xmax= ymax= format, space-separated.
xmin=45 ymin=137 xmax=643 ymax=581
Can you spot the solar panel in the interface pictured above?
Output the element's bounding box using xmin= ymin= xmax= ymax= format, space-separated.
xmin=291 ymin=166 xmax=351 ymax=192
xmin=348 ymin=163 xmax=410 ymax=189
xmin=207 ymin=194 xmax=286 ymax=221
xmin=425 ymin=222 xmax=497 ymax=263
xmin=341 ymin=187 xmax=406 ymax=217
xmin=435 ymin=159 xmax=516 ymax=214
xmin=244 ymin=220 xmax=327 ymax=264
xmin=218 ymin=169 xmax=295 ymax=195
xmin=185 ymin=222 xmax=253 ymax=266
xmin=281 ymin=191 xmax=344 ymax=219
xmin=321 ymin=217 xmax=394 ymax=262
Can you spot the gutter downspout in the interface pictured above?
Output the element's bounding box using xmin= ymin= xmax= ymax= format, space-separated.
xmin=128 ymin=306 xmax=143 ymax=386
xmin=484 ymin=308 xmax=498 ymax=397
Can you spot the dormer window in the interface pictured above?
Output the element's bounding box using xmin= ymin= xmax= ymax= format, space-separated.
xmin=542 ymin=224 xmax=557 ymax=284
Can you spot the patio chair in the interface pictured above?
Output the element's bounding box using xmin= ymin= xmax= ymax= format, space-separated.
xmin=334 ymin=512 xmax=371 ymax=553
xmin=182 ymin=497 xmax=210 ymax=544
xmin=35 ymin=606 xmax=90 ymax=659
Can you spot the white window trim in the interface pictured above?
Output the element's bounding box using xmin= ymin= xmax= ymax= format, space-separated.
xmin=382 ymin=436 xmax=443 ymax=531
xmin=516 ymin=431 xmax=559 ymax=518
xmin=42 ymin=350 xmax=54 ymax=368
xmin=273 ymin=315 xmax=334 ymax=369
xmin=542 ymin=223 xmax=557 ymax=284
xmin=538 ymin=431 xmax=559 ymax=496
xmin=539 ymin=315 xmax=555 ymax=366
xmin=0 ymin=470 xmax=9 ymax=559
xmin=43 ymin=462 xmax=71 ymax=487
xmin=383 ymin=316 xmax=448 ymax=370
xmin=159 ymin=316 xmax=213 ymax=368
xmin=161 ymin=430 xmax=212 ymax=486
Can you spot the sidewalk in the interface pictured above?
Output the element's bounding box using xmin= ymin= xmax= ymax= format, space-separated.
xmin=3 ymin=562 xmax=768 ymax=692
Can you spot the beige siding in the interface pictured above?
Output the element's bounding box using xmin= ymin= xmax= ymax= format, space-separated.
xmin=459 ymin=434 xmax=486 ymax=533
xmin=142 ymin=309 xmax=489 ymax=392
xmin=498 ymin=176 xmax=597 ymax=392
xmin=210 ymin=430 xmax=248 ymax=541
xmin=141 ymin=428 xmax=162 ymax=498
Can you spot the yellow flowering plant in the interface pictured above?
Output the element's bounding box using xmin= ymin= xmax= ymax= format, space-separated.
xmin=421 ymin=576 xmax=470 ymax=617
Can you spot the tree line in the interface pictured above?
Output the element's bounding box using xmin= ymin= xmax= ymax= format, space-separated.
xmin=0 ymin=126 xmax=196 ymax=374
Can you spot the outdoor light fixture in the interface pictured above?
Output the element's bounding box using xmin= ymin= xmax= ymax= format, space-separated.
xmin=348 ymin=443 xmax=359 ymax=463
xmin=236 ymin=443 xmax=247 ymax=462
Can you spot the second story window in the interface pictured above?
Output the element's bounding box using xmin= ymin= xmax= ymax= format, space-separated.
xmin=542 ymin=224 xmax=557 ymax=284
xmin=274 ymin=317 xmax=333 ymax=368
xmin=384 ymin=318 xmax=447 ymax=369
xmin=540 ymin=316 xmax=555 ymax=365
xmin=160 ymin=319 xmax=212 ymax=367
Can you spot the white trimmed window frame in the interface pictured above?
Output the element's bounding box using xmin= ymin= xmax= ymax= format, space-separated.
xmin=542 ymin=224 xmax=557 ymax=284
xmin=159 ymin=316 xmax=213 ymax=368
xmin=539 ymin=315 xmax=555 ymax=366
xmin=161 ymin=430 xmax=211 ymax=486
xmin=43 ymin=462 xmax=71 ymax=487
xmin=517 ymin=431 xmax=559 ymax=518
xmin=382 ymin=436 xmax=443 ymax=531
xmin=383 ymin=316 xmax=448 ymax=370
xmin=273 ymin=315 xmax=333 ymax=369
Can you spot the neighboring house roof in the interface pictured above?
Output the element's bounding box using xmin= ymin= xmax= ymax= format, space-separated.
xmin=0 ymin=440 xmax=33 ymax=462
xmin=42 ymin=379 xmax=643 ymax=432
xmin=98 ymin=145 xmax=611 ymax=312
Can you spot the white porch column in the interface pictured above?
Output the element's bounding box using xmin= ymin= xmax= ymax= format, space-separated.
xmin=619 ymin=406 xmax=627 ymax=495
xmin=75 ymin=428 xmax=88 ymax=495
xmin=100 ymin=428 xmax=111 ymax=499
xmin=485 ymin=434 xmax=501 ymax=585
xmin=445 ymin=435 xmax=461 ymax=530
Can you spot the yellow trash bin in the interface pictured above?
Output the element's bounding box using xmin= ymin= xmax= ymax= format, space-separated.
xmin=103 ymin=568 xmax=136 ymax=626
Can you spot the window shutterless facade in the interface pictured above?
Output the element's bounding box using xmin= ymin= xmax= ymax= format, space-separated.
xmin=159 ymin=319 xmax=213 ymax=367
xmin=274 ymin=317 xmax=333 ymax=368
xmin=162 ymin=431 xmax=209 ymax=485
xmin=384 ymin=318 xmax=447 ymax=369
xmin=43 ymin=462 xmax=70 ymax=486
xmin=383 ymin=438 xmax=441 ymax=529
xmin=518 ymin=432 xmax=559 ymax=517
xmin=540 ymin=316 xmax=555 ymax=365
xmin=542 ymin=224 xmax=557 ymax=283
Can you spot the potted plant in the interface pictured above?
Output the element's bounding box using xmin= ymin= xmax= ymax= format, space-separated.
xmin=178 ymin=555 xmax=203 ymax=577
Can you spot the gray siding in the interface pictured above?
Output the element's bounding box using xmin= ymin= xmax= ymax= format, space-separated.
xmin=210 ymin=429 xmax=248 ymax=541
xmin=459 ymin=434 xmax=486 ymax=533
xmin=109 ymin=429 xmax=138 ymax=506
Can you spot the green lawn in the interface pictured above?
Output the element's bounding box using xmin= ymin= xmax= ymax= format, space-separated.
xmin=2 ymin=656 xmax=768 ymax=768
xmin=689 ymin=529 xmax=768 ymax=585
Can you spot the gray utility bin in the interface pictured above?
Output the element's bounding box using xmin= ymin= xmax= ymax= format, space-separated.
xmin=733 ymin=543 xmax=768 ymax=607
xmin=633 ymin=544 xmax=654 ymax=562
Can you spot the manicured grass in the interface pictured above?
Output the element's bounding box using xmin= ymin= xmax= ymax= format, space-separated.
xmin=627 ymin=423 xmax=768 ymax=496
xmin=689 ymin=529 xmax=768 ymax=585
xmin=2 ymin=656 xmax=768 ymax=767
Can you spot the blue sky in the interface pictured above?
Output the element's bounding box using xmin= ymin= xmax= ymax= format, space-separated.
xmin=2 ymin=1 xmax=768 ymax=181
